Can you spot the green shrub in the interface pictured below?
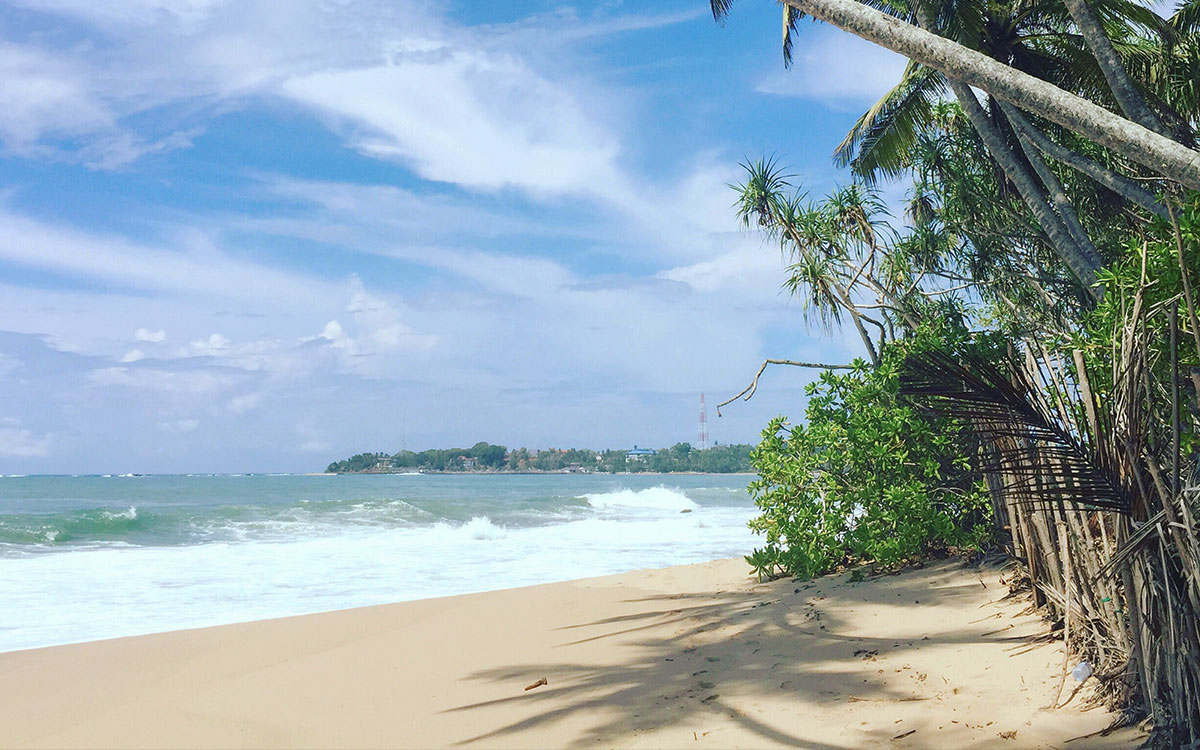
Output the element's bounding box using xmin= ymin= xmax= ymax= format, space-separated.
xmin=747 ymin=325 xmax=996 ymax=579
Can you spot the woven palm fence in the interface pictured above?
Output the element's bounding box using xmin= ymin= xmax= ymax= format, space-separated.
xmin=900 ymin=286 xmax=1200 ymax=746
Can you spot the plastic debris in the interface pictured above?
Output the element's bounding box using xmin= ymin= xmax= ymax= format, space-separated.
xmin=1071 ymin=661 xmax=1093 ymax=682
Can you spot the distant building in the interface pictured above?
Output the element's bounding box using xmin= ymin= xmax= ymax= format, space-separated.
xmin=459 ymin=456 xmax=476 ymax=470
xmin=627 ymin=445 xmax=655 ymax=462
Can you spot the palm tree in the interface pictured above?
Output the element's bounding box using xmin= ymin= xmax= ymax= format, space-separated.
xmin=838 ymin=2 xmax=1173 ymax=208
xmin=734 ymin=159 xmax=989 ymax=364
xmin=712 ymin=0 xmax=1200 ymax=189
xmin=714 ymin=0 xmax=1194 ymax=296
xmin=1061 ymin=0 xmax=1167 ymax=134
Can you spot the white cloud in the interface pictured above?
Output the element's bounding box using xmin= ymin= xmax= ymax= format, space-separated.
xmin=120 ymin=349 xmax=146 ymax=363
xmin=88 ymin=366 xmax=237 ymax=396
xmin=659 ymin=239 xmax=787 ymax=295
xmin=11 ymin=0 xmax=231 ymax=29
xmin=281 ymin=44 xmax=622 ymax=197
xmin=0 ymin=40 xmax=199 ymax=168
xmin=227 ymin=392 xmax=263 ymax=415
xmin=0 ymin=425 xmax=52 ymax=457
xmin=0 ymin=42 xmax=113 ymax=148
xmin=187 ymin=333 xmax=231 ymax=356
xmin=0 ymin=1 xmax=442 ymax=165
xmin=134 ymin=328 xmax=167 ymax=343
xmin=756 ymin=27 xmax=908 ymax=104
xmin=304 ymin=282 xmax=437 ymax=376
xmin=0 ymin=210 xmax=340 ymax=306
xmin=1 ymin=2 xmax=729 ymax=261
xmin=79 ymin=128 xmax=200 ymax=171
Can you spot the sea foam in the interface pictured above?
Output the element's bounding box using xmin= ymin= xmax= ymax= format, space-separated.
xmin=0 ymin=474 xmax=755 ymax=652
xmin=581 ymin=486 xmax=698 ymax=512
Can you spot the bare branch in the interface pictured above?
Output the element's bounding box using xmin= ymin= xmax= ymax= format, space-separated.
xmin=717 ymin=358 xmax=854 ymax=416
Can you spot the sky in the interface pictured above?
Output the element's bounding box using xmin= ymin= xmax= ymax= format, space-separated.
xmin=0 ymin=0 xmax=912 ymax=474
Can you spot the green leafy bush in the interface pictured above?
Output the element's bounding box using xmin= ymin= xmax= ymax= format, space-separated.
xmin=747 ymin=325 xmax=997 ymax=579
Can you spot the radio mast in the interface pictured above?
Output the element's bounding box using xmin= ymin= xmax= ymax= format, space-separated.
xmin=697 ymin=394 xmax=709 ymax=449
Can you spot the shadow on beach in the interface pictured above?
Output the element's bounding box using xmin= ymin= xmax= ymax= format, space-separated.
xmin=443 ymin=559 xmax=1137 ymax=749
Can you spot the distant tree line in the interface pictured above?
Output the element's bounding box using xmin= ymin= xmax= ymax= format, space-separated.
xmin=325 ymin=441 xmax=753 ymax=474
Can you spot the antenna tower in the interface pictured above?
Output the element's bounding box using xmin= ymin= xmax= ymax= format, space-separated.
xmin=697 ymin=393 xmax=709 ymax=450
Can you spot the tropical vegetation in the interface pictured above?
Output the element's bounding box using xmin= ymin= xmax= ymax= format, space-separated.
xmin=326 ymin=442 xmax=754 ymax=474
xmin=713 ymin=0 xmax=1200 ymax=743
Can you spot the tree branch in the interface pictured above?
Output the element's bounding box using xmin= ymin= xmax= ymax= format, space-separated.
xmin=717 ymin=358 xmax=854 ymax=416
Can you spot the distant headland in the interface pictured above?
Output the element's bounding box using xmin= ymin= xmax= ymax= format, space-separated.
xmin=325 ymin=442 xmax=753 ymax=474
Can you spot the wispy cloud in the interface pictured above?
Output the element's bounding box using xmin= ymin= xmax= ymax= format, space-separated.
xmin=281 ymin=44 xmax=623 ymax=197
xmin=756 ymin=26 xmax=908 ymax=105
xmin=0 ymin=42 xmax=112 ymax=147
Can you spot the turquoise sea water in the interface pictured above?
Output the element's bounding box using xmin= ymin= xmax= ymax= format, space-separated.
xmin=0 ymin=473 xmax=758 ymax=652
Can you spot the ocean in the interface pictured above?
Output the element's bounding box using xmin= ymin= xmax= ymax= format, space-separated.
xmin=0 ymin=473 xmax=759 ymax=653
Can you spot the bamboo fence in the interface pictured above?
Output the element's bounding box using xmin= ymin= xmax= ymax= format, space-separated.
xmin=901 ymin=247 xmax=1200 ymax=745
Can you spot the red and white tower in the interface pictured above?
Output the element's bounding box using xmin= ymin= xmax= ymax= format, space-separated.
xmin=697 ymin=393 xmax=709 ymax=450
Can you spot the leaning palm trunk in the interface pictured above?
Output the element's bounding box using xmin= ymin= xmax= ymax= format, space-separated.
xmin=775 ymin=0 xmax=1200 ymax=190
xmin=912 ymin=4 xmax=1101 ymax=296
xmin=947 ymin=80 xmax=1103 ymax=295
xmin=1000 ymin=101 xmax=1107 ymax=273
xmin=1061 ymin=0 xmax=1168 ymax=137
xmin=1004 ymin=109 xmax=1170 ymax=220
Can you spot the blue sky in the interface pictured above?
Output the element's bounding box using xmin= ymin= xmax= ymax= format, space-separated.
xmin=0 ymin=0 xmax=910 ymax=473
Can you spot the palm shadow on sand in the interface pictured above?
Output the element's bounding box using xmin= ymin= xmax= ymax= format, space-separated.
xmin=442 ymin=559 xmax=1067 ymax=749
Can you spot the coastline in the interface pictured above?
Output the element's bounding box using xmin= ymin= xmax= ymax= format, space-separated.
xmin=0 ymin=557 xmax=1143 ymax=749
xmin=327 ymin=470 xmax=760 ymax=476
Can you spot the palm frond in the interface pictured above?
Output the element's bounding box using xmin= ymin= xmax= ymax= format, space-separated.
xmin=781 ymin=5 xmax=807 ymax=67
xmin=898 ymin=348 xmax=1133 ymax=513
xmin=835 ymin=62 xmax=948 ymax=183
xmin=1173 ymin=0 xmax=1200 ymax=34
xmin=710 ymin=0 xmax=735 ymax=24
xmin=732 ymin=156 xmax=794 ymax=230
xmin=1090 ymin=0 xmax=1173 ymax=35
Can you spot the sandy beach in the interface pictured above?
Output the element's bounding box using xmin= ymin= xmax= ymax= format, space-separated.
xmin=0 ymin=557 xmax=1143 ymax=749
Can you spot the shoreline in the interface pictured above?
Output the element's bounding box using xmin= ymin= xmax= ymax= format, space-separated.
xmin=328 ymin=470 xmax=760 ymax=476
xmin=1 ymin=471 xmax=759 ymax=478
xmin=0 ymin=557 xmax=1144 ymax=749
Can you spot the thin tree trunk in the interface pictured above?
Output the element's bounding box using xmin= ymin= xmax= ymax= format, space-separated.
xmin=775 ymin=217 xmax=882 ymax=366
xmin=815 ymin=262 xmax=880 ymax=366
xmin=1006 ymin=109 xmax=1169 ymax=219
xmin=838 ymin=292 xmax=881 ymax=366
xmin=1000 ymin=101 xmax=1106 ymax=274
xmin=780 ymin=0 xmax=1200 ymax=190
xmin=908 ymin=4 xmax=1102 ymax=297
xmin=1061 ymin=0 xmax=1167 ymax=137
xmin=949 ymin=79 xmax=1102 ymax=296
